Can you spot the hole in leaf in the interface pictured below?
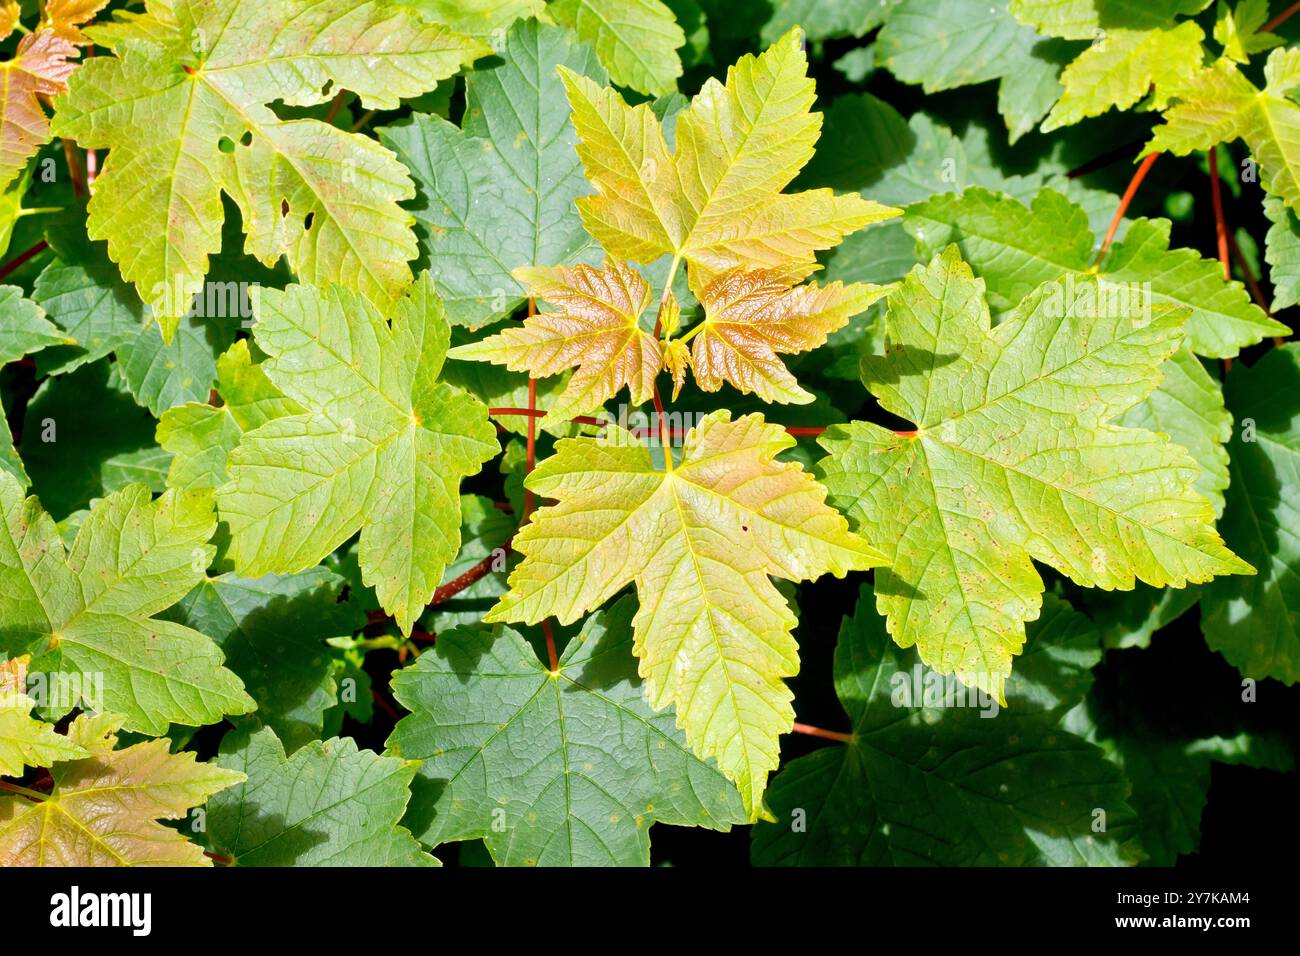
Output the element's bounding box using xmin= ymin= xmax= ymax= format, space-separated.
xmin=280 ymin=199 xmax=290 ymax=217
xmin=217 ymin=136 xmax=235 ymax=154
xmin=239 ymin=130 xmax=252 ymax=147
xmin=303 ymin=212 xmax=315 ymax=231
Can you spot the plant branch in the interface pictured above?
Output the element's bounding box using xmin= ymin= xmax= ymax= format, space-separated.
xmin=1208 ymin=145 xmax=1231 ymax=281
xmin=0 ymin=779 xmax=49 ymax=801
xmin=428 ymin=539 xmax=513 ymax=606
xmin=1264 ymin=1 xmax=1300 ymax=32
xmin=62 ymin=139 xmax=84 ymax=198
xmin=324 ymin=89 xmax=348 ymax=124
xmin=791 ymin=722 xmax=854 ymax=743
xmin=0 ymin=240 xmax=49 ymax=281
xmin=1094 ymin=152 xmax=1159 ymax=266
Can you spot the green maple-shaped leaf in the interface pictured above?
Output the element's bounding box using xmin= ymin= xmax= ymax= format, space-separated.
xmin=1044 ymin=22 xmax=1205 ymax=131
xmin=551 ymin=0 xmax=685 ymax=97
xmin=1119 ymin=345 xmax=1231 ymax=517
xmin=1202 ymin=344 xmax=1300 ymax=684
xmin=1146 ymin=49 xmax=1300 ymax=211
xmin=157 ymin=339 xmax=301 ymax=493
xmin=0 ymin=473 xmax=253 ymax=732
xmin=1010 ymin=1 xmax=1214 ymax=131
xmin=388 ymin=597 xmax=747 ymax=865
xmin=0 ymin=656 xmax=87 ymax=777
xmin=207 ymin=725 xmax=433 ymax=866
xmin=216 ymin=275 xmax=498 ymax=635
xmin=1010 ymin=0 xmax=1212 ymax=39
xmin=379 ymin=20 xmax=606 ymax=330
xmin=31 ymin=221 xmax=241 ymax=418
xmin=1263 ymin=195 xmax=1300 ymax=311
xmin=0 ymin=711 xmax=245 ymax=866
xmin=878 ymin=0 xmax=1066 ymax=141
xmin=485 ymin=410 xmax=882 ymax=817
xmin=166 ymin=567 xmax=362 ymax=750
xmin=818 ymin=247 xmax=1250 ymax=700
xmin=51 ymin=0 xmax=491 ymax=340
xmin=906 ymin=186 xmax=1289 ymax=358
xmin=1213 ymin=0 xmax=1282 ymax=63
xmin=399 ymin=0 xmax=548 ymax=40
xmin=761 ymin=0 xmax=899 ymax=45
xmin=560 ymin=28 xmax=897 ymax=287
xmin=0 ymin=284 xmax=72 ymax=365
xmin=752 ymin=587 xmax=1143 ymax=865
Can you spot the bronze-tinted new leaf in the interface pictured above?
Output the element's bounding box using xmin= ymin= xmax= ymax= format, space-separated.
xmin=448 ymin=260 xmax=664 ymax=426
xmin=0 ymin=30 xmax=77 ymax=189
xmin=691 ymin=271 xmax=889 ymax=403
xmin=0 ymin=713 xmax=244 ymax=866
xmin=41 ymin=0 xmax=112 ymax=43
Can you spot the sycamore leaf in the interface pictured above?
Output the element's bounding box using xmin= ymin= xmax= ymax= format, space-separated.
xmin=1043 ymin=21 xmax=1205 ymax=131
xmin=1009 ymin=0 xmax=1213 ymax=40
xmin=378 ymin=21 xmax=606 ymax=330
xmin=1203 ymin=344 xmax=1300 ymax=684
xmin=31 ymin=219 xmax=245 ymax=417
xmin=664 ymin=338 xmax=689 ymax=400
xmin=83 ymin=0 xmax=179 ymax=46
xmin=448 ymin=260 xmax=662 ymax=426
xmin=388 ymin=598 xmax=747 ymax=865
xmin=216 ymin=275 xmax=498 ymax=636
xmin=0 ymin=712 xmax=243 ymax=866
xmin=1146 ymin=50 xmax=1300 ymax=210
xmin=0 ymin=656 xmax=88 ymax=777
xmin=688 ymin=270 xmax=891 ymax=404
xmin=1213 ymin=0 xmax=1282 ymax=62
xmin=51 ymin=0 xmax=491 ymax=341
xmin=400 ymin=0 xmax=548 ymax=39
xmin=157 ymin=339 xmax=302 ymax=493
xmin=1264 ymin=195 xmax=1300 ymax=311
xmin=818 ymin=247 xmax=1251 ymax=701
xmin=560 ymin=30 xmax=898 ymax=286
xmin=1120 ymin=345 xmax=1231 ymax=517
xmin=0 ymin=30 xmax=77 ymax=190
xmin=752 ymin=587 xmax=1143 ymax=865
xmin=167 ymin=567 xmax=363 ymax=750
xmin=0 ymin=474 xmax=254 ymax=733
xmin=551 ymin=0 xmax=685 ymax=97
xmin=208 ymin=726 xmax=433 ymax=866
xmin=485 ymin=411 xmax=883 ymax=817
xmin=906 ymin=186 xmax=1289 ymax=357
xmin=0 ymin=284 xmax=71 ymax=372
xmin=761 ymin=0 xmax=900 ymax=44
xmin=0 ymin=2 xmax=18 ymax=41
xmin=41 ymin=0 xmax=113 ymax=44
xmin=878 ymin=0 xmax=1067 ymax=140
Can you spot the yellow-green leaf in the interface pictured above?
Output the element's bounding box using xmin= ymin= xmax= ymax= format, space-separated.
xmin=485 ymin=410 xmax=884 ymax=816
xmin=818 ymin=247 xmax=1251 ymax=701
xmin=560 ymin=30 xmax=898 ymax=285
